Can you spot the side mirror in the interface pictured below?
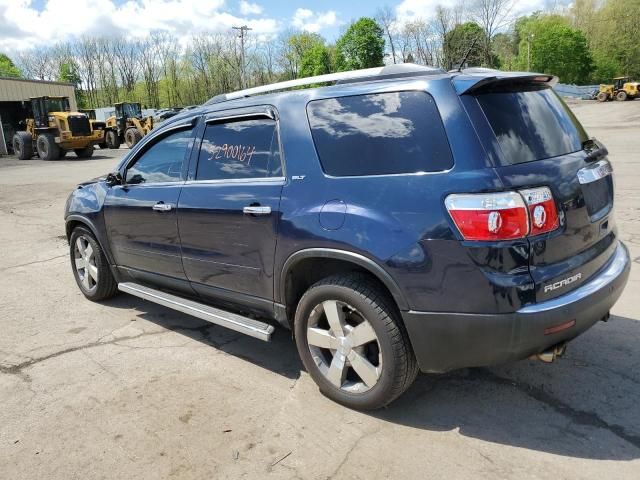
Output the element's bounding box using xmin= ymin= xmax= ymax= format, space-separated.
xmin=105 ymin=172 xmax=123 ymax=187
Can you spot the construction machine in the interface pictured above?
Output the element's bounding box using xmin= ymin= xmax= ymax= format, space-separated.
xmin=596 ymin=77 xmax=640 ymax=102
xmin=79 ymin=109 xmax=108 ymax=148
xmin=12 ymin=96 xmax=104 ymax=160
xmin=103 ymin=102 xmax=153 ymax=149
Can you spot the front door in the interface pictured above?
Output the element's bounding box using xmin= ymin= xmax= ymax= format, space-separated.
xmin=104 ymin=123 xmax=195 ymax=280
xmin=178 ymin=109 xmax=285 ymax=311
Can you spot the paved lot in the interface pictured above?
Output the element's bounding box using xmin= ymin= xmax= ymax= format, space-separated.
xmin=1 ymin=100 xmax=639 ymax=479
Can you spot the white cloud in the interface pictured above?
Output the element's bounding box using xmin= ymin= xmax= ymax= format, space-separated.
xmin=291 ymin=8 xmax=338 ymax=33
xmin=0 ymin=0 xmax=279 ymax=51
xmin=395 ymin=0 xmax=549 ymax=24
xmin=239 ymin=0 xmax=263 ymax=15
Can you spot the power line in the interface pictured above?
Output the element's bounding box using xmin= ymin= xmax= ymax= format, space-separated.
xmin=233 ymin=25 xmax=252 ymax=89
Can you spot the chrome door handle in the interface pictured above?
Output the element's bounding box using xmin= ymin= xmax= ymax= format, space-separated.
xmin=152 ymin=203 xmax=172 ymax=212
xmin=243 ymin=205 xmax=271 ymax=215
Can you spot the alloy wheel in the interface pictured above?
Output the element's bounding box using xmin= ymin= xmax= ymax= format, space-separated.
xmin=74 ymin=236 xmax=98 ymax=292
xmin=307 ymin=300 xmax=383 ymax=393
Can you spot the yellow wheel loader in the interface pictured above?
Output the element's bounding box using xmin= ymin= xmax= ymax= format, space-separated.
xmin=103 ymin=102 xmax=154 ymax=149
xmin=12 ymin=97 xmax=104 ymax=160
xmin=79 ymin=109 xmax=108 ymax=149
xmin=597 ymin=77 xmax=640 ymax=102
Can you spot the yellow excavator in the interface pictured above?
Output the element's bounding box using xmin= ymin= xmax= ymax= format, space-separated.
xmin=12 ymin=96 xmax=104 ymax=160
xmin=103 ymin=102 xmax=154 ymax=149
xmin=597 ymin=77 xmax=640 ymax=102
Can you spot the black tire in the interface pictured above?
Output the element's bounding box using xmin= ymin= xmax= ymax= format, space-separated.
xmin=69 ymin=226 xmax=118 ymax=301
xmin=125 ymin=128 xmax=142 ymax=148
xmin=106 ymin=130 xmax=121 ymax=149
xmin=58 ymin=149 xmax=67 ymax=159
xmin=294 ymin=273 xmax=418 ymax=410
xmin=616 ymin=91 xmax=628 ymax=101
xmin=596 ymin=92 xmax=608 ymax=102
xmin=36 ymin=133 xmax=60 ymax=160
xmin=12 ymin=131 xmax=33 ymax=160
xmin=74 ymin=146 xmax=94 ymax=158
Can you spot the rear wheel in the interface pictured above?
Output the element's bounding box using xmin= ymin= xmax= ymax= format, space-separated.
xmin=36 ymin=133 xmax=59 ymax=160
xmin=105 ymin=130 xmax=120 ymax=149
xmin=12 ymin=132 xmax=33 ymax=160
xmin=294 ymin=274 xmax=418 ymax=410
xmin=69 ymin=226 xmax=118 ymax=301
xmin=596 ymin=92 xmax=608 ymax=102
xmin=125 ymin=128 xmax=142 ymax=148
xmin=616 ymin=91 xmax=628 ymax=101
xmin=74 ymin=146 xmax=94 ymax=158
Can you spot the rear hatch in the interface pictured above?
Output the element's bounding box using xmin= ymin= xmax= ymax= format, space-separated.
xmin=462 ymin=77 xmax=616 ymax=303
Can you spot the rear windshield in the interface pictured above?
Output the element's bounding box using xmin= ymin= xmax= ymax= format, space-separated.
xmin=476 ymin=87 xmax=588 ymax=164
xmin=307 ymin=91 xmax=453 ymax=176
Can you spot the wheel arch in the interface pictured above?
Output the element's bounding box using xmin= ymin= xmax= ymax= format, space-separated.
xmin=65 ymin=215 xmax=115 ymax=265
xmin=278 ymin=249 xmax=408 ymax=327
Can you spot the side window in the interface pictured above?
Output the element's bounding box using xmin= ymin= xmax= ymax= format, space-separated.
xmin=307 ymin=91 xmax=453 ymax=176
xmin=126 ymin=129 xmax=192 ymax=184
xmin=196 ymin=117 xmax=282 ymax=181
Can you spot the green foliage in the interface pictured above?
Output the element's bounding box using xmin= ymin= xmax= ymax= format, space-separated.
xmin=443 ymin=22 xmax=486 ymax=70
xmin=492 ymin=33 xmax=518 ymax=71
xmin=58 ymin=62 xmax=81 ymax=86
xmin=0 ymin=53 xmax=21 ymax=78
xmin=335 ymin=17 xmax=385 ymax=71
xmin=300 ymin=44 xmax=333 ymax=78
xmin=515 ymin=15 xmax=592 ymax=84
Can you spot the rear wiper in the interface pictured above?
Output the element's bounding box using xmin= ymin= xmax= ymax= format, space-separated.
xmin=583 ymin=138 xmax=608 ymax=162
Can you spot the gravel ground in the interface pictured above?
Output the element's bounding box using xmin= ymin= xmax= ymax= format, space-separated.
xmin=1 ymin=100 xmax=639 ymax=479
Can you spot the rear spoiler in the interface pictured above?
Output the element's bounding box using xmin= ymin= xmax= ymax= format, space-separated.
xmin=452 ymin=70 xmax=558 ymax=95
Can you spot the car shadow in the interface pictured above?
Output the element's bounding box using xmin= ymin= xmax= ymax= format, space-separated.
xmin=102 ymin=294 xmax=302 ymax=381
xmin=373 ymin=314 xmax=640 ymax=461
xmin=100 ymin=295 xmax=640 ymax=461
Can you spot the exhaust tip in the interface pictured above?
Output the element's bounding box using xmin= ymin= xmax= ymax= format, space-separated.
xmin=530 ymin=343 xmax=567 ymax=363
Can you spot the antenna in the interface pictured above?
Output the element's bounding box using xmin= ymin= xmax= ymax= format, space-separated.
xmin=457 ymin=35 xmax=480 ymax=72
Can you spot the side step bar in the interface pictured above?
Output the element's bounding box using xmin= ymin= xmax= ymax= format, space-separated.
xmin=118 ymin=282 xmax=275 ymax=341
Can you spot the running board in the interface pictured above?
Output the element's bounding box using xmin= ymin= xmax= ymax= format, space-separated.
xmin=118 ymin=282 xmax=275 ymax=341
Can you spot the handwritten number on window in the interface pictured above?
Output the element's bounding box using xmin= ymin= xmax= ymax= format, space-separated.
xmin=211 ymin=144 xmax=256 ymax=164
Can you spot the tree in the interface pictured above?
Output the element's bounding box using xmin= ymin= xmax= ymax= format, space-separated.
xmin=516 ymin=15 xmax=593 ymax=84
xmin=299 ymin=44 xmax=333 ymax=77
xmin=443 ymin=22 xmax=486 ymax=70
xmin=335 ymin=18 xmax=385 ymax=71
xmin=492 ymin=32 xmax=517 ymax=70
xmin=0 ymin=53 xmax=21 ymax=77
xmin=470 ymin=0 xmax=514 ymax=67
xmin=376 ymin=6 xmax=398 ymax=64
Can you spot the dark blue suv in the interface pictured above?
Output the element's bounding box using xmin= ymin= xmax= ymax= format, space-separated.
xmin=65 ymin=64 xmax=630 ymax=409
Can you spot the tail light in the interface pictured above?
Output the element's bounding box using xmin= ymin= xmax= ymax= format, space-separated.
xmin=519 ymin=187 xmax=559 ymax=235
xmin=445 ymin=192 xmax=529 ymax=240
xmin=445 ymin=187 xmax=559 ymax=241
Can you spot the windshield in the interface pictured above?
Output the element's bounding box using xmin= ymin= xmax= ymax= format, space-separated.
xmin=46 ymin=98 xmax=70 ymax=113
xmin=476 ymin=87 xmax=588 ymax=165
xmin=123 ymin=103 xmax=141 ymax=118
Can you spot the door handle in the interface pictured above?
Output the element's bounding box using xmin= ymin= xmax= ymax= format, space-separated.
xmin=243 ymin=205 xmax=271 ymax=215
xmin=152 ymin=202 xmax=172 ymax=212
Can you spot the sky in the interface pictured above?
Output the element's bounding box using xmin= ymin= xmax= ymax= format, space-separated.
xmin=0 ymin=0 xmax=569 ymax=52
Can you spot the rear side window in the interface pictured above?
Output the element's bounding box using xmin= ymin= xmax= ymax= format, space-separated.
xmin=196 ymin=118 xmax=282 ymax=181
xmin=476 ymin=88 xmax=588 ymax=164
xmin=307 ymin=91 xmax=453 ymax=176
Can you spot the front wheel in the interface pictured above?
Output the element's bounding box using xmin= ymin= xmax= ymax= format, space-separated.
xmin=36 ymin=133 xmax=59 ymax=160
xmin=616 ymin=91 xmax=628 ymax=101
xmin=294 ymin=274 xmax=418 ymax=410
xmin=105 ymin=130 xmax=120 ymax=149
xmin=74 ymin=146 xmax=94 ymax=158
xmin=69 ymin=226 xmax=118 ymax=301
xmin=125 ymin=128 xmax=142 ymax=148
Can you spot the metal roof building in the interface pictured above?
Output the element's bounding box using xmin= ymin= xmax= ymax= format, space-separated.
xmin=0 ymin=77 xmax=77 ymax=154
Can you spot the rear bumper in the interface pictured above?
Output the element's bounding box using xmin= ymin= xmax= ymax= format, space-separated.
xmin=402 ymin=241 xmax=630 ymax=373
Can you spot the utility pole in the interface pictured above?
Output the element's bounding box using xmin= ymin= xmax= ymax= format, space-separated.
xmin=233 ymin=25 xmax=252 ymax=88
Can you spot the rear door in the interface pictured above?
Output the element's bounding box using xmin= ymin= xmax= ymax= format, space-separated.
xmin=177 ymin=107 xmax=285 ymax=312
xmin=467 ymin=85 xmax=616 ymax=302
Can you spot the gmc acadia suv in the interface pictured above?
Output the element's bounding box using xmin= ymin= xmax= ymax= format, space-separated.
xmin=65 ymin=64 xmax=630 ymax=410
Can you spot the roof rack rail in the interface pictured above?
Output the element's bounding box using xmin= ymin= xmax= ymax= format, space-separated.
xmin=205 ymin=63 xmax=446 ymax=105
